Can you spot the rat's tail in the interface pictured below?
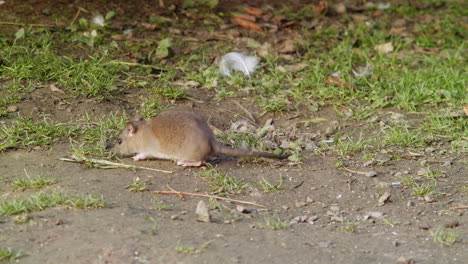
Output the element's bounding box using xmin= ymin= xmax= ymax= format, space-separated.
xmin=212 ymin=142 xmax=288 ymax=159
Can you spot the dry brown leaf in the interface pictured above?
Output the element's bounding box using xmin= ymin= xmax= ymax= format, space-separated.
xmin=243 ymin=7 xmax=264 ymax=16
xmin=282 ymin=63 xmax=308 ymax=72
xmin=314 ymin=0 xmax=328 ymax=15
xmin=233 ymin=13 xmax=256 ymax=22
xmin=232 ymin=17 xmax=262 ymax=31
xmin=278 ymin=39 xmax=296 ymax=53
xmin=463 ymin=105 xmax=468 ymax=117
xmin=49 ymin=84 xmax=65 ymax=94
xmin=375 ymin=42 xmax=394 ymax=54
xmin=325 ymin=76 xmax=352 ymax=89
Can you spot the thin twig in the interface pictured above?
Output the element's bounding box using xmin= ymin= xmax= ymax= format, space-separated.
xmin=342 ymin=166 xmax=367 ymax=175
xmin=108 ymin=60 xmax=163 ymax=69
xmin=69 ymin=7 xmax=89 ymax=27
xmin=449 ymin=206 xmax=468 ymax=210
xmin=0 ymin=22 xmax=56 ymax=27
xmin=60 ymin=157 xmax=172 ymax=174
xmin=153 ymin=189 xmax=266 ymax=208
xmin=232 ymin=100 xmax=257 ymax=124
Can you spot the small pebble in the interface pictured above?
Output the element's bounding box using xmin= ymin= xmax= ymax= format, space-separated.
xmin=306 ymin=197 xmax=314 ymax=203
xmin=366 ymin=171 xmax=378 ymax=177
xmin=444 ymin=220 xmax=459 ymax=228
xmin=407 ymin=200 xmax=414 ymax=207
xmin=295 ymin=201 xmax=307 ymax=208
xmin=195 ymin=200 xmax=211 ymax=222
xmin=378 ymin=191 xmax=391 ymax=206
xmin=424 ymin=195 xmax=434 ymax=203
xmin=170 ymin=215 xmax=179 ymax=220
xmin=236 ymin=205 xmax=252 ymax=214
xmin=7 ymin=105 xmax=18 ymax=112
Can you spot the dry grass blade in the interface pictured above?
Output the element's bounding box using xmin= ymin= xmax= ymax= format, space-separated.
xmin=154 ymin=186 xmax=266 ymax=208
xmin=59 ymin=157 xmax=172 ymax=174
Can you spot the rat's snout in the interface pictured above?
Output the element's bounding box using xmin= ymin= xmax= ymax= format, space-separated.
xmin=105 ymin=140 xmax=115 ymax=151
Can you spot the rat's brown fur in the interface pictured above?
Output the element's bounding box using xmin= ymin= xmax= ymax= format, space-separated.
xmin=114 ymin=109 xmax=288 ymax=166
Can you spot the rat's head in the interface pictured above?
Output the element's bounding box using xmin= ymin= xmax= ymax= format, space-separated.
xmin=111 ymin=116 xmax=146 ymax=156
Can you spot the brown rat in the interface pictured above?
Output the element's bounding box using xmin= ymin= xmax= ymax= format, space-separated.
xmin=114 ymin=109 xmax=288 ymax=166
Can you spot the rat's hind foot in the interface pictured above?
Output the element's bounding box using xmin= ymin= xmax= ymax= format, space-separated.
xmin=132 ymin=153 xmax=148 ymax=161
xmin=176 ymin=160 xmax=204 ymax=167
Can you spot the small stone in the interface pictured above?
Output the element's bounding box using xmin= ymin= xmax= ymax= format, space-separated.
xmin=424 ymin=195 xmax=434 ymax=203
xmin=392 ymin=240 xmax=400 ymax=247
xmin=425 ymin=147 xmax=436 ymax=153
xmin=55 ymin=219 xmax=63 ymax=225
xmin=407 ymin=200 xmax=414 ymax=207
xmin=236 ymin=205 xmax=252 ymax=214
xmin=334 ymin=3 xmax=346 ymax=15
xmin=376 ymin=181 xmax=390 ymax=189
xmin=417 ymin=224 xmax=430 ymax=230
xmin=308 ymin=216 xmax=319 ymax=223
xmin=295 ymin=201 xmax=307 ymax=208
xmin=420 ymin=160 xmax=428 ymax=166
xmin=363 ymin=160 xmax=376 ymax=167
xmin=7 ymin=105 xmax=18 ymax=112
xmin=378 ymin=191 xmax=391 ymax=206
xmin=417 ymin=169 xmax=427 ymax=176
xmin=397 ymin=256 xmax=414 ymax=264
xmin=394 ymin=171 xmax=403 ymax=177
xmin=304 ymin=141 xmax=318 ymax=151
xmin=170 ymin=215 xmax=179 ymax=220
xmin=365 ymin=171 xmax=378 ymax=177
xmin=438 ymin=149 xmax=447 ymax=155
xmin=195 ymin=200 xmax=211 ymax=222
xmin=330 ymin=216 xmax=343 ymax=222
xmin=306 ymin=197 xmax=314 ymax=203
xmin=329 ymin=205 xmax=340 ymax=212
xmin=282 ymin=205 xmax=289 ymax=211
xmin=444 ymin=220 xmax=459 ymax=228
xmin=368 ymin=211 xmax=383 ymax=219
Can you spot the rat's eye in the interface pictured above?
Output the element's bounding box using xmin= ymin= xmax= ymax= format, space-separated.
xmin=118 ymin=138 xmax=122 ymax=144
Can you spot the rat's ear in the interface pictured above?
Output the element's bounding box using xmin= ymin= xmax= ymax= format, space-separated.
xmin=133 ymin=115 xmax=145 ymax=122
xmin=126 ymin=122 xmax=138 ymax=136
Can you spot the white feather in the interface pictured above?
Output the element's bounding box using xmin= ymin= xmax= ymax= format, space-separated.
xmin=219 ymin=52 xmax=259 ymax=78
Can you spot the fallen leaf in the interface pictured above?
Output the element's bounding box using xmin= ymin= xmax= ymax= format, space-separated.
xmin=281 ymin=63 xmax=308 ymax=72
xmin=314 ymin=0 xmax=328 ymax=15
xmin=243 ymin=7 xmax=263 ymax=16
xmin=50 ymin=84 xmax=65 ymax=94
xmin=232 ymin=13 xmax=256 ymax=22
xmin=463 ymin=105 xmax=468 ymax=116
xmin=232 ymin=17 xmax=262 ymax=31
xmin=277 ymin=39 xmax=296 ymax=53
xmin=375 ymin=42 xmax=394 ymax=54
xmin=325 ymin=76 xmax=352 ymax=89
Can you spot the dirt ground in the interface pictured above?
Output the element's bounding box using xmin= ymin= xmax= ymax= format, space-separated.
xmin=0 ymin=0 xmax=467 ymax=263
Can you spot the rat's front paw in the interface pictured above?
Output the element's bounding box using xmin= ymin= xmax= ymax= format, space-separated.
xmin=132 ymin=153 xmax=148 ymax=161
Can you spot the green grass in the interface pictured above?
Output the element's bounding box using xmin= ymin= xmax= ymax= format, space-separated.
xmin=175 ymin=240 xmax=213 ymax=254
xmin=0 ymin=192 xmax=106 ymax=216
xmin=253 ymin=175 xmax=283 ymax=193
xmin=196 ymin=166 xmax=246 ymax=195
xmin=257 ymin=216 xmax=288 ymax=230
xmin=0 ymin=117 xmax=78 ymax=151
xmin=0 ymin=29 xmax=126 ymax=99
xmin=0 ymin=112 xmax=125 ymax=156
xmin=383 ymin=126 xmax=427 ymax=148
xmin=334 ymin=133 xmax=374 ymax=157
xmin=12 ymin=175 xmax=57 ymax=190
xmin=341 ymin=217 xmax=357 ymax=233
xmin=431 ymin=227 xmax=458 ymax=245
xmin=0 ymin=248 xmax=22 ymax=262
xmin=129 ymin=178 xmax=148 ymax=192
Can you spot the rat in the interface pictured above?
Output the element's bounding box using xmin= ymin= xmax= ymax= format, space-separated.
xmin=113 ymin=109 xmax=288 ymax=167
